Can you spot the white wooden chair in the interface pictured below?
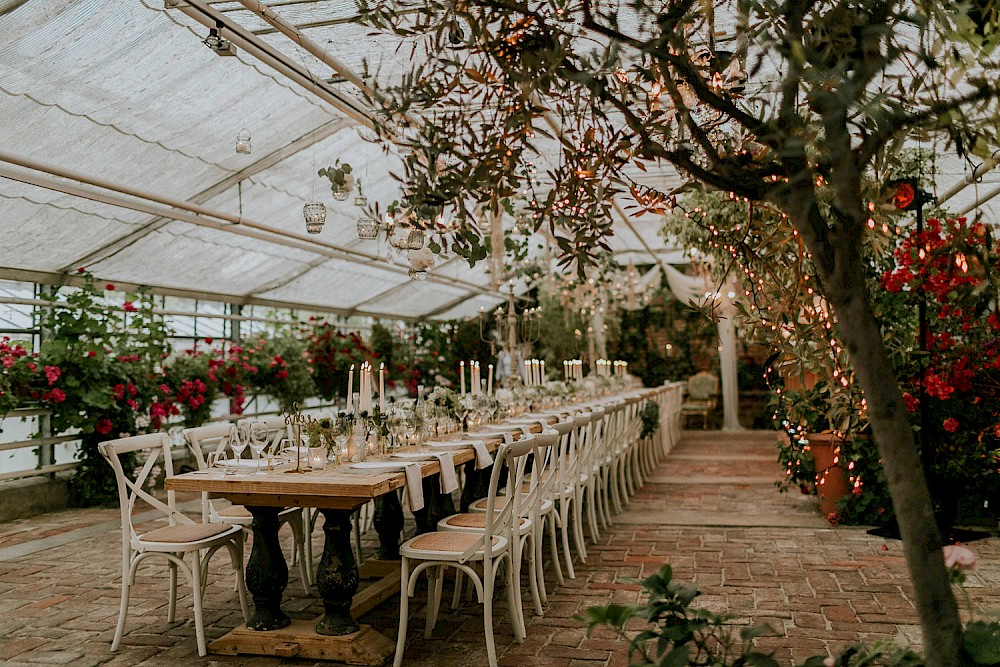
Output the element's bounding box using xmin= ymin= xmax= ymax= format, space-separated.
xmin=393 ymin=438 xmax=534 ymax=667
xmin=183 ymin=422 xmax=311 ymax=592
xmin=99 ymin=432 xmax=249 ymax=657
xmin=438 ymin=432 xmax=554 ymax=627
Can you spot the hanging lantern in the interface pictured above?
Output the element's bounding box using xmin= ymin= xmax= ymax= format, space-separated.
xmin=354 ymin=194 xmax=368 ymax=208
xmin=303 ymin=202 xmax=327 ymax=234
xmin=405 ymin=228 xmax=424 ymax=250
xmin=235 ymin=128 xmax=252 ymax=154
xmin=357 ymin=216 xmax=380 ymax=240
xmin=408 ymin=268 xmax=428 ymax=281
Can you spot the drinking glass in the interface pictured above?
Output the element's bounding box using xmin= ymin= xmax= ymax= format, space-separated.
xmin=228 ymin=425 xmax=248 ymax=476
xmin=249 ymin=420 xmax=269 ymax=475
xmin=333 ymin=417 xmax=352 ymax=464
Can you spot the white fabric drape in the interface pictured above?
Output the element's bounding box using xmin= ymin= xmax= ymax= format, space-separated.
xmin=664 ymin=265 xmax=743 ymax=431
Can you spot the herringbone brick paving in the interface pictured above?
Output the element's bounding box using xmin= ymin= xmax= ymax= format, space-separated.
xmin=0 ymin=430 xmax=996 ymax=666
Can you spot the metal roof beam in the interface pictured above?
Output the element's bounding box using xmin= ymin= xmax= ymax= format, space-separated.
xmin=0 ymin=266 xmax=417 ymax=322
xmin=0 ymin=155 xmax=501 ymax=298
xmin=61 ymin=117 xmax=354 ymax=272
xmin=167 ymin=0 xmax=376 ymax=127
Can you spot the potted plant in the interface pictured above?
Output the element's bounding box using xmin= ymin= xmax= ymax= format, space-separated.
xmin=318 ymin=159 xmax=355 ymax=201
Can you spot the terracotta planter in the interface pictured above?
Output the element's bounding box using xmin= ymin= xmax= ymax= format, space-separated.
xmin=808 ymin=433 xmax=850 ymax=517
xmin=782 ymin=368 xmax=820 ymax=392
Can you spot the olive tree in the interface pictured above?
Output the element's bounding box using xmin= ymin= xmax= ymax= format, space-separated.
xmin=354 ymin=1 xmax=1000 ymax=664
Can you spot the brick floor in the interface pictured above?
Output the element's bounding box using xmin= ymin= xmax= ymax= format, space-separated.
xmin=0 ymin=430 xmax=997 ymax=666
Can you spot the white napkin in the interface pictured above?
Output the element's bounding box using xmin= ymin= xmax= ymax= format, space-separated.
xmin=403 ymin=463 xmax=424 ymax=512
xmin=434 ymin=452 xmax=459 ymax=494
xmin=471 ymin=440 xmax=494 ymax=469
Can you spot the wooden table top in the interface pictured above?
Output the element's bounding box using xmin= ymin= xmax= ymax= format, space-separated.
xmin=165 ymin=389 xmax=659 ymax=510
xmin=165 ymin=419 xmax=552 ymax=510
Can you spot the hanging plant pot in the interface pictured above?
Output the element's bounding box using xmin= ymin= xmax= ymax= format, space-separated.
xmin=303 ymin=202 xmax=327 ymax=234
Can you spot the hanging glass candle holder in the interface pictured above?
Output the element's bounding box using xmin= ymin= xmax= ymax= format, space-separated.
xmin=354 ymin=194 xmax=368 ymax=208
xmin=330 ymin=182 xmax=350 ymax=201
xmin=235 ymin=128 xmax=252 ymax=154
xmin=303 ymin=202 xmax=327 ymax=234
xmin=357 ymin=216 xmax=380 ymax=240
xmin=408 ymin=268 xmax=428 ymax=281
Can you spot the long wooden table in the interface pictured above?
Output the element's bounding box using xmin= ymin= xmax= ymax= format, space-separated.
xmin=165 ymin=421 xmax=541 ymax=664
xmin=164 ymin=390 xmax=655 ymax=664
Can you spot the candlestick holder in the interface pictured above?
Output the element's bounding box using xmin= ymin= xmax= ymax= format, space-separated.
xmin=284 ymin=402 xmax=316 ymax=473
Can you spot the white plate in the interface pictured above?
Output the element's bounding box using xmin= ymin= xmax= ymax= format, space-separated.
xmin=349 ymin=461 xmax=409 ymax=471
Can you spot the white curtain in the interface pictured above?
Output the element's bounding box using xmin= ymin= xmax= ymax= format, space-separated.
xmin=664 ymin=265 xmax=744 ymax=431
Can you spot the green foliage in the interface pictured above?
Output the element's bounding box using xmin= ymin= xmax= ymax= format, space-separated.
xmin=369 ymin=322 xmax=395 ymax=370
xmin=304 ymin=321 xmax=373 ymax=402
xmin=607 ymin=288 xmax=706 ymax=387
xmin=963 ymin=621 xmax=1000 ymax=666
xmin=640 ymin=400 xmax=659 ymax=440
xmin=579 ymin=563 xmax=778 ymax=667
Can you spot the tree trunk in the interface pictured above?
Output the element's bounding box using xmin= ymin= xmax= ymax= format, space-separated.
xmin=799 ymin=217 xmax=963 ymax=667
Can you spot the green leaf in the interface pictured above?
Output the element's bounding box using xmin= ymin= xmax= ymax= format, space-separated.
xmin=744 ymin=652 xmax=780 ymax=667
xmin=963 ymin=620 xmax=1000 ymax=664
xmin=657 ymin=644 xmax=690 ymax=667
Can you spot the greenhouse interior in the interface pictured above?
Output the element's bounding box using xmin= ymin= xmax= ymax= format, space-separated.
xmin=0 ymin=1 xmax=998 ymax=666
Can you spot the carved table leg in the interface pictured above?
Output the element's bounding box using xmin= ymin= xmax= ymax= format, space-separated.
xmin=315 ymin=509 xmax=361 ymax=636
xmin=412 ymin=476 xmax=447 ymax=534
xmin=245 ymin=506 xmax=291 ymax=631
xmin=373 ymin=492 xmax=403 ymax=560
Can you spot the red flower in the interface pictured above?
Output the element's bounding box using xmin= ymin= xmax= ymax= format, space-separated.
xmin=106 ymin=283 xmax=116 ymax=291
xmin=126 ymin=399 xmax=139 ymax=411
xmin=112 ymin=384 xmax=125 ymax=400
xmin=902 ymin=392 xmax=919 ymax=412
xmin=87 ymin=350 xmax=96 ymax=358
xmin=76 ymin=267 xmax=85 ymax=274
xmin=27 ymin=362 xmax=36 ymax=372
xmin=123 ymin=302 xmax=138 ymax=313
xmin=95 ymin=418 xmax=113 ymax=435
xmin=943 ymin=418 xmax=959 ymax=433
xmin=204 ymin=337 xmax=214 ymax=344
xmin=48 ymin=388 xmax=66 ymax=403
xmin=43 ymin=365 xmax=60 ymax=385
xmin=276 ymin=369 xmax=288 ymax=380
xmin=126 ymin=383 xmax=137 ymax=396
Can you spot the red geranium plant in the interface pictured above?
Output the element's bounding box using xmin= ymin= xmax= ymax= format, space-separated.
xmin=880 ymin=217 xmax=1000 ymax=529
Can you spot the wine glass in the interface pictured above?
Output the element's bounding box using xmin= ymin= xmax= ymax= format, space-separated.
xmin=228 ymin=424 xmax=248 ymax=476
xmin=329 ymin=416 xmax=346 ymax=464
xmin=249 ymin=420 xmax=269 ymax=475
xmin=402 ymin=409 xmax=419 ymax=448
